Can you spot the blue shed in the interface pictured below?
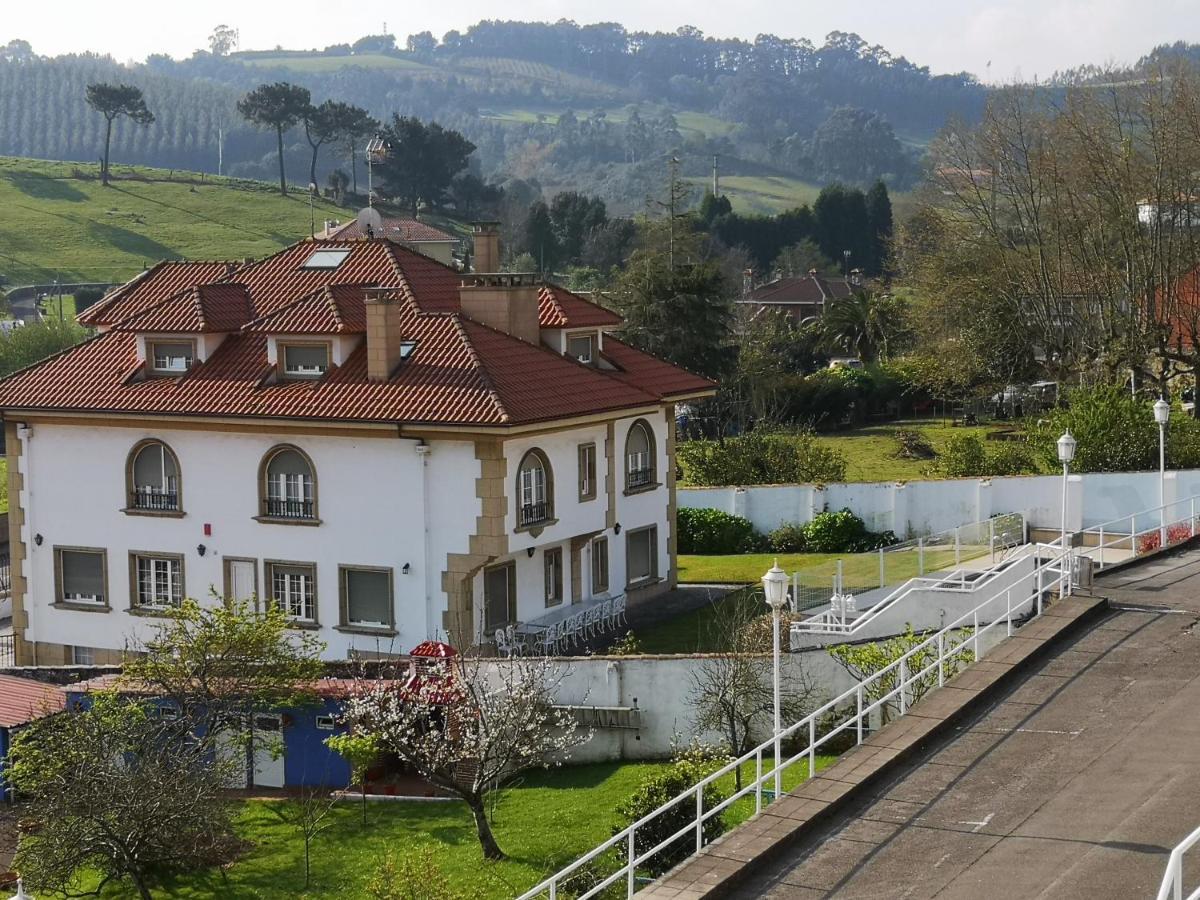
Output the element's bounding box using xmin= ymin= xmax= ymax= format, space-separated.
xmin=0 ymin=673 xmax=67 ymax=801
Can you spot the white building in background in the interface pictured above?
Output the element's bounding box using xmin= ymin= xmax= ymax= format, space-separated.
xmin=0 ymin=225 xmax=713 ymax=665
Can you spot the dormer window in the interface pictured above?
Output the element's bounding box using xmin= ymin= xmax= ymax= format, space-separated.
xmin=282 ymin=343 xmax=330 ymax=379
xmin=149 ymin=341 xmax=194 ymax=374
xmin=567 ymin=333 xmax=595 ymax=364
xmin=301 ymin=249 xmax=350 ymax=270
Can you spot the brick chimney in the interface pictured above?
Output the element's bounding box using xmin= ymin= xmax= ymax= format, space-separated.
xmin=363 ymin=288 xmax=407 ymax=381
xmin=459 ymin=273 xmax=541 ymax=345
xmin=472 ymin=222 xmax=501 ymax=273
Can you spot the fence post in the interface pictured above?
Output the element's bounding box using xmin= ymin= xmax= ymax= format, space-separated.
xmin=1006 ymin=589 xmax=1013 ymax=637
xmin=856 ymin=684 xmax=864 ymax=744
xmin=809 ymin=717 xmax=817 ymax=778
xmin=989 ymin=518 xmax=996 ymax=564
xmin=1131 ymin=515 xmax=1136 ymax=556
xmin=627 ymin=828 xmax=636 ymax=896
xmin=1193 ymin=497 xmax=1196 ymax=539
xmin=696 ymin=788 xmax=704 ymax=852
xmin=973 ymin=610 xmax=981 ymax=658
xmin=898 ymin=658 xmax=908 ymax=715
xmin=938 ymin=632 xmax=945 ymax=687
xmin=1099 ymin=524 xmax=1105 ymax=570
xmin=879 ymin=548 xmax=886 ymax=589
xmin=755 ymin=749 xmax=763 ymax=814
xmin=955 ymin=526 xmax=961 ymax=565
xmin=1036 ymin=564 xmax=1044 ymax=616
xmin=918 ymin=538 xmax=925 ymax=575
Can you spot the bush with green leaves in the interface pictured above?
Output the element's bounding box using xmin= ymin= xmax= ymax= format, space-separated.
xmin=768 ymin=522 xmax=808 ymax=552
xmin=932 ymin=433 xmax=989 ymax=477
xmin=801 ymin=509 xmax=894 ymax=553
xmin=985 ymin=441 xmax=1038 ymax=476
xmin=677 ymin=507 xmax=765 ymax=554
xmin=614 ymin=750 xmax=730 ymax=877
xmin=678 ymin=429 xmax=847 ymax=486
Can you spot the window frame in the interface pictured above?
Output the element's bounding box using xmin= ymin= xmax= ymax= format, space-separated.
xmin=577 ymin=442 xmax=597 ymax=502
xmin=515 ymin=448 xmax=554 ymax=530
xmin=338 ymin=564 xmax=396 ymax=633
xmin=257 ymin=445 xmax=320 ymax=525
xmin=125 ymin=439 xmax=183 ymax=516
xmin=265 ymin=559 xmax=319 ymax=626
xmin=591 ymin=536 xmax=610 ymax=594
xmin=625 ymin=525 xmax=659 ymax=587
xmin=624 ymin=419 xmax=658 ymax=493
xmin=52 ymin=546 xmax=109 ymax=609
xmin=147 ymin=339 xmax=196 ymax=376
xmin=128 ymin=551 xmax=185 ymax=612
xmin=279 ymin=341 xmax=332 ymax=380
xmin=72 ymin=645 xmax=95 ymax=665
xmin=566 ymin=332 xmax=595 ymax=364
xmin=483 ymin=562 xmax=517 ymax=634
xmin=544 ymin=547 xmax=564 ymax=607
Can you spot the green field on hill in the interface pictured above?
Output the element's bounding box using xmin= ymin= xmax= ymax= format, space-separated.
xmin=0 ymin=157 xmax=350 ymax=286
xmin=238 ymin=53 xmax=435 ymax=74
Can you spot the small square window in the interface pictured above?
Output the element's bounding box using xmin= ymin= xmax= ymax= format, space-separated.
xmin=72 ymin=645 xmax=95 ymax=666
xmin=150 ymin=341 xmax=193 ymax=373
xmin=341 ymin=566 xmax=393 ymax=630
xmin=282 ymin=344 xmax=330 ymax=378
xmin=567 ymin=334 xmax=595 ymax=364
xmin=315 ymin=715 xmax=336 ymax=731
xmin=301 ymin=249 xmax=351 ymax=269
xmin=56 ymin=548 xmax=106 ymax=605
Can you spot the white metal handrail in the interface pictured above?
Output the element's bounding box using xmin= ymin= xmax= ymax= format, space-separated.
xmin=516 ymin=546 xmax=1071 ymax=900
xmin=1079 ymin=494 xmax=1200 ymax=571
xmin=1157 ymin=824 xmax=1200 ymax=900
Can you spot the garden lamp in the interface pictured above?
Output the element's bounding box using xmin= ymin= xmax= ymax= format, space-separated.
xmin=1155 ymin=398 xmax=1170 ymax=545
xmin=762 ymin=560 xmax=789 ymax=799
xmin=1057 ymin=430 xmax=1076 ymax=595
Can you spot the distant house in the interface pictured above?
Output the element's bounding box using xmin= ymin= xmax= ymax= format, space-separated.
xmin=0 ymin=673 xmax=66 ymax=801
xmin=319 ymin=217 xmax=461 ymax=265
xmin=738 ymin=270 xmax=864 ymax=325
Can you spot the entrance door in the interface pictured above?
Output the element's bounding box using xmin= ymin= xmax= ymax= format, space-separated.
xmin=224 ymin=558 xmax=257 ymax=605
xmin=251 ymin=713 xmax=286 ymax=788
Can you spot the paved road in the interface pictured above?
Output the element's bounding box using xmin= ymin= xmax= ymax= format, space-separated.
xmin=734 ymin=548 xmax=1200 ymax=900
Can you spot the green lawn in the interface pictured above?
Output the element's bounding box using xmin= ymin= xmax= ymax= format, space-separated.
xmin=238 ymin=54 xmax=435 ymax=74
xmin=678 ymin=548 xmax=970 ymax=587
xmin=0 ymin=157 xmax=352 ymax=285
xmin=76 ymin=757 xmax=837 ymax=898
xmin=814 ymin=417 xmax=1018 ymax=482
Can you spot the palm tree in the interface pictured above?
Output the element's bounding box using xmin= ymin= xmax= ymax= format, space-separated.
xmin=819 ymin=291 xmax=902 ymax=363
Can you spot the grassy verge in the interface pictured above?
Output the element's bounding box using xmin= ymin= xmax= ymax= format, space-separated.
xmin=678 ymin=548 xmax=975 ymax=586
xmin=78 ymin=756 xmax=836 ymax=898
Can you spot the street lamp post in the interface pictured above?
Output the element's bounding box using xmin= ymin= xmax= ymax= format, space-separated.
xmin=1155 ymin=398 xmax=1170 ymax=546
xmin=1057 ymin=430 xmax=1076 ymax=595
xmin=762 ymin=560 xmax=789 ymax=801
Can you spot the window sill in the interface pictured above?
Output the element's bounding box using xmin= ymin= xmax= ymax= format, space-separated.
xmin=286 ymin=619 xmax=322 ymax=631
xmin=334 ymin=625 xmax=398 ymax=637
xmin=254 ymin=515 xmax=322 ymax=527
xmin=515 ymin=517 xmax=558 ymax=536
xmin=626 ymin=576 xmax=664 ymax=591
xmin=51 ymin=601 xmax=111 ymax=613
xmin=128 ymin=606 xmax=182 ymax=618
xmin=623 ymin=482 xmax=661 ymax=497
xmin=578 ymin=493 xmax=598 ymax=503
xmin=122 ymin=507 xmax=186 ymax=518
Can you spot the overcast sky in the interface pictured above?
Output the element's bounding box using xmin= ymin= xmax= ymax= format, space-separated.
xmin=4 ymin=0 xmax=1197 ymax=81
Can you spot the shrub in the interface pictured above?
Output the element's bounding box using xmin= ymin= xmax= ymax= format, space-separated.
xmin=893 ymin=428 xmax=935 ymax=459
xmin=614 ymin=754 xmax=729 ymax=876
xmin=1026 ymin=387 xmax=1158 ymax=473
xmin=986 ymin=442 xmax=1038 ymax=476
xmin=800 ymin=509 xmax=894 ymax=553
xmin=677 ymin=507 xmax=765 ymax=554
xmin=769 ymin=522 xmax=807 ymax=553
xmin=677 ymin=429 xmax=847 ymax=487
xmin=932 ymin=434 xmax=988 ymax=477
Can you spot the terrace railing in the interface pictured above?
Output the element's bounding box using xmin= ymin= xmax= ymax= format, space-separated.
xmin=516 ymin=541 xmax=1071 ymax=900
xmin=1156 ymin=823 xmax=1200 ymax=900
xmin=1079 ymin=495 xmax=1200 ymax=571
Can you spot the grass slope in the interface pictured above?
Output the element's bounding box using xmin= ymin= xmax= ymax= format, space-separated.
xmin=0 ymin=157 xmax=350 ymax=285
xmin=814 ymin=418 xmax=1016 ymax=482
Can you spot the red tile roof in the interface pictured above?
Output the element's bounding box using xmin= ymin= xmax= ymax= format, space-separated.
xmin=0 ymin=673 xmax=66 ymax=728
xmin=80 ymin=260 xmax=238 ymax=327
xmin=741 ymin=274 xmax=854 ymax=306
xmin=0 ymin=239 xmax=714 ymax=428
xmin=329 ymin=217 xmax=459 ymax=243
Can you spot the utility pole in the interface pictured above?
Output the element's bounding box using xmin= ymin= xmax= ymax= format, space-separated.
xmin=217 ymin=126 xmax=224 ymax=177
xmin=712 ymin=154 xmax=719 ymax=197
xmin=668 ymin=155 xmax=680 ymax=271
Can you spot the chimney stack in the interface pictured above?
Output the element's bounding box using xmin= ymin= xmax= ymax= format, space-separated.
xmin=472 ymin=222 xmax=501 ymax=273
xmin=459 ymin=273 xmax=541 ymax=345
xmin=363 ymin=288 xmax=407 ymax=381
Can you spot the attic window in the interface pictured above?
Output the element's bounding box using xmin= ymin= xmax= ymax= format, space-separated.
xmin=282 ymin=343 xmax=330 ymax=378
xmin=399 ymin=341 xmax=417 ymax=360
xmin=301 ymin=249 xmax=351 ymax=270
xmin=150 ymin=341 xmax=194 ymax=374
xmin=567 ymin=334 xmax=595 ymax=364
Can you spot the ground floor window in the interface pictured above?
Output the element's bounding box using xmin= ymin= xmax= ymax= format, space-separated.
xmin=544 ymin=548 xmax=563 ymax=607
xmin=340 ymin=566 xmax=393 ymax=630
xmin=72 ymin=645 xmax=95 ymax=666
xmin=484 ymin=563 xmax=516 ymax=632
xmin=626 ymin=526 xmax=658 ymax=585
xmin=268 ymin=561 xmax=317 ymax=622
xmin=592 ymin=537 xmax=609 ymax=593
xmin=132 ymin=552 xmax=183 ymax=609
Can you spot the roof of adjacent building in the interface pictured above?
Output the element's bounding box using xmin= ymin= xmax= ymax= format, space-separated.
xmin=740 ymin=274 xmax=857 ymax=307
xmin=327 ymin=217 xmax=459 ymax=243
xmin=1 ymin=239 xmax=713 ymax=428
xmin=0 ymin=673 xmax=67 ymax=728
xmin=64 ymin=673 xmax=403 ymax=700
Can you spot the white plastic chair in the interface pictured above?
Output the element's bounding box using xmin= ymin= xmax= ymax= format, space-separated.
xmin=494 ymin=628 xmax=512 ymax=657
xmin=613 ymin=594 xmax=627 ymax=627
xmin=540 ymin=622 xmax=560 ymax=656
xmin=598 ymin=599 xmax=614 ymax=634
xmin=563 ymin=613 xmax=581 ymax=648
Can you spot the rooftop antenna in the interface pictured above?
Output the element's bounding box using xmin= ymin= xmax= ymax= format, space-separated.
xmin=365 ymin=137 xmax=387 ymax=208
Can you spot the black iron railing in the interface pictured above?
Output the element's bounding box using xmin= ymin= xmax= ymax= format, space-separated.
xmin=132 ymin=488 xmax=179 ymax=511
xmin=627 ymin=468 xmax=654 ymax=490
xmin=519 ymin=501 xmax=551 ymax=527
xmin=266 ymin=498 xmax=315 ymax=519
xmin=0 ymin=633 xmax=14 ymax=668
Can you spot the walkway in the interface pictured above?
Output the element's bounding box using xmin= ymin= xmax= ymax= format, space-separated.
xmin=727 ymin=547 xmax=1200 ymax=899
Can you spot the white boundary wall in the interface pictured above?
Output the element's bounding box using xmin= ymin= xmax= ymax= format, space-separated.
xmin=680 ymin=469 xmax=1199 ymax=538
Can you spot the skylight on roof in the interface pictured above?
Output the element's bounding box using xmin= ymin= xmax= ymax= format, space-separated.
xmin=301 ymin=249 xmax=351 ymax=270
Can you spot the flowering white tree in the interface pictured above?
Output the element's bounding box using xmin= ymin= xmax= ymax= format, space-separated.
xmin=342 ymin=654 xmax=588 ymax=859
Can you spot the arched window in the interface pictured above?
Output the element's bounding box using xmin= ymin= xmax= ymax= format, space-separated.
xmin=516 ymin=449 xmax=553 ymax=528
xmin=127 ymin=440 xmax=181 ymax=512
xmin=625 ymin=420 xmax=656 ymax=491
xmin=260 ymin=446 xmax=317 ymax=521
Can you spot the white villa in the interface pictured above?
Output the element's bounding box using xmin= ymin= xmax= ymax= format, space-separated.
xmin=0 ymin=224 xmax=713 ymax=665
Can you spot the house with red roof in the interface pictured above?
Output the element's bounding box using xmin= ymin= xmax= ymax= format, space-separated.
xmin=0 ymin=673 xmax=66 ymax=801
xmin=738 ymin=270 xmax=865 ymax=325
xmin=319 ymin=216 xmax=461 ymax=265
xmin=0 ymin=224 xmax=713 ymax=667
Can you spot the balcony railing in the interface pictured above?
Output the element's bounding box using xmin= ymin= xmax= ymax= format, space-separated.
xmin=265 ymin=498 xmax=315 ymax=520
xmin=626 ymin=468 xmax=654 ymax=490
xmin=131 ymin=488 xmax=179 ymax=512
xmin=519 ymin=501 xmax=551 ymax=528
